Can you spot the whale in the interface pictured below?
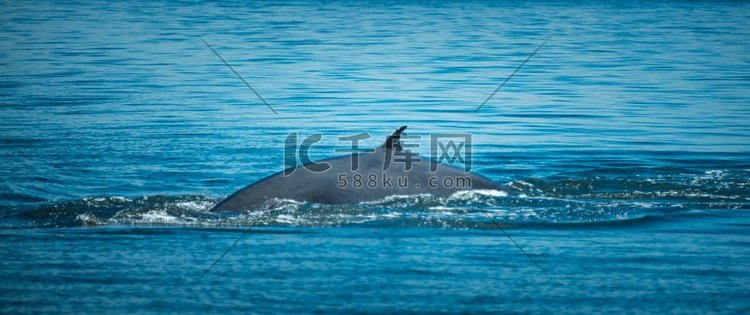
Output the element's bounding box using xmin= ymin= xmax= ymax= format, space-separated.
xmin=210 ymin=126 xmax=501 ymax=211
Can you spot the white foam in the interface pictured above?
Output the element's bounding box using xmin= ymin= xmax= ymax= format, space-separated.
xmin=139 ymin=210 xmax=182 ymax=224
xmin=450 ymin=189 xmax=508 ymax=199
xmin=428 ymin=206 xmax=455 ymax=211
xmin=175 ymin=200 xmax=214 ymax=211
xmin=75 ymin=212 xmax=104 ymax=225
xmin=517 ymin=181 xmax=534 ymax=187
xmin=275 ymin=214 xmax=301 ymax=224
xmin=360 ymin=194 xmax=433 ymax=204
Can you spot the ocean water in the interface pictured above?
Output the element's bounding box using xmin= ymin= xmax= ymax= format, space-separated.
xmin=1 ymin=0 xmax=750 ymax=313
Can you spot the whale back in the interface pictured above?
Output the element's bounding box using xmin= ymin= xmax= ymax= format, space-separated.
xmin=210 ymin=127 xmax=500 ymax=211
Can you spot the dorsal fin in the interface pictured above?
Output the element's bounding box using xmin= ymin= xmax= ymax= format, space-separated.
xmin=380 ymin=126 xmax=407 ymax=151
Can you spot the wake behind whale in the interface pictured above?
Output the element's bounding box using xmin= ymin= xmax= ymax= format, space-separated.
xmin=210 ymin=126 xmax=501 ymax=211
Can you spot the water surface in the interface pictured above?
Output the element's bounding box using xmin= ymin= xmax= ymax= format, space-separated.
xmin=1 ymin=0 xmax=749 ymax=313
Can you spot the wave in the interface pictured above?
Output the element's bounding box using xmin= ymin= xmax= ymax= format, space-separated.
xmin=2 ymin=172 xmax=746 ymax=229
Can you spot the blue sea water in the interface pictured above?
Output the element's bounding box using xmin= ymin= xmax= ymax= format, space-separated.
xmin=1 ymin=0 xmax=750 ymax=313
